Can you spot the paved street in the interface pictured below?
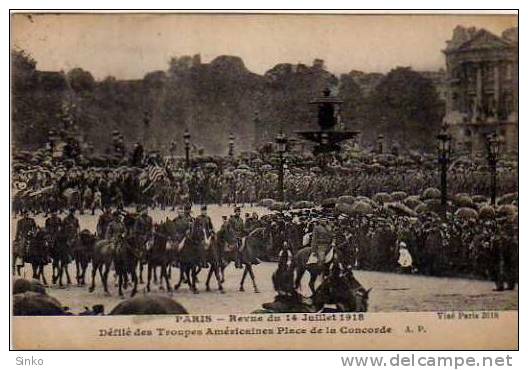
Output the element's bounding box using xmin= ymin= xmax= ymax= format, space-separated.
xmin=12 ymin=206 xmax=518 ymax=314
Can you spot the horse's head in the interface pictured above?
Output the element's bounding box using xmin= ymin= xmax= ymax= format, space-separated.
xmin=351 ymin=287 xmax=371 ymax=313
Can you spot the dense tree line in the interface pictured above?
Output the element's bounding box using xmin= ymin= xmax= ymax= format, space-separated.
xmin=12 ymin=49 xmax=444 ymax=154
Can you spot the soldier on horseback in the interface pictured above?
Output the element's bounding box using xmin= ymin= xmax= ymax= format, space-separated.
xmin=96 ymin=206 xmax=114 ymax=239
xmin=105 ymin=211 xmax=127 ymax=242
xmin=44 ymin=209 xmax=62 ymax=263
xmin=228 ymin=206 xmax=246 ymax=268
xmin=308 ymin=218 xmax=334 ymax=268
xmin=14 ymin=209 xmax=37 ymax=274
xmin=133 ymin=205 xmax=153 ymax=248
xmin=194 ymin=205 xmax=214 ymax=268
xmin=62 ymin=207 xmax=80 ymax=259
xmin=172 ymin=204 xmax=193 ymax=240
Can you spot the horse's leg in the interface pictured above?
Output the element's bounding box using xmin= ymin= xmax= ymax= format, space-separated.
xmin=239 ymin=267 xmax=248 ymax=292
xmin=308 ymin=271 xmax=318 ymax=296
xmin=57 ymin=259 xmax=64 ymax=287
xmin=146 ymin=264 xmax=152 ymax=292
xmin=149 ymin=263 xmax=154 ymax=284
xmin=75 ymin=259 xmax=81 ymax=286
xmin=214 ymin=265 xmax=224 ymax=293
xmin=195 ymin=266 xmax=201 ymax=283
xmin=64 ymin=259 xmax=72 ymax=285
xmin=174 ymin=266 xmax=184 ymax=291
xmin=81 ymin=261 xmax=88 ymax=286
xmin=40 ymin=264 xmax=48 ymax=286
xmin=220 ymin=262 xmax=227 ymax=283
xmin=191 ymin=266 xmax=199 ymax=294
xmin=89 ymin=263 xmax=98 ymax=292
xmin=102 ymin=264 xmax=111 ymax=296
xmin=294 ymin=267 xmax=305 ymax=290
xmin=130 ymin=267 xmax=138 ymax=297
xmin=162 ymin=264 xmax=172 ymax=293
xmin=52 ymin=260 xmax=58 ymax=284
xmin=118 ymin=272 xmax=124 ymax=297
xmin=139 ymin=262 xmax=144 ymax=284
xmin=247 ymin=265 xmax=259 ymax=293
xmin=123 ymin=269 xmax=129 ymax=290
xmin=31 ymin=263 xmax=38 ymax=280
xmin=205 ymin=266 xmax=214 ymax=291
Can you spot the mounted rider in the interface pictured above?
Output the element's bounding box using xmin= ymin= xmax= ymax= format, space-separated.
xmin=44 ymin=208 xmax=62 ymax=257
xmin=15 ymin=209 xmax=37 ymax=269
xmin=105 ymin=210 xmax=127 ymax=244
xmin=172 ymin=204 xmax=194 ymax=241
xmin=133 ymin=204 xmax=153 ymax=249
xmin=96 ymin=205 xmax=113 ymax=239
xmin=62 ymin=207 xmax=80 ymax=261
xmin=228 ymin=206 xmax=246 ymax=268
xmin=193 ymin=205 xmax=214 ymax=268
xmin=308 ymin=218 xmax=334 ymax=267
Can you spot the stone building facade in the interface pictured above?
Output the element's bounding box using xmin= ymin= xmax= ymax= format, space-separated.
xmin=443 ymin=26 xmax=518 ymax=155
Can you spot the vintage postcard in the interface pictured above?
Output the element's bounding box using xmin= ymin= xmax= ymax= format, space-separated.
xmin=10 ymin=11 xmax=518 ymax=350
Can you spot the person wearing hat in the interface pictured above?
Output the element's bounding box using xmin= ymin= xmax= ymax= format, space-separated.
xmin=44 ymin=208 xmax=62 ymax=249
xmin=172 ymin=204 xmax=193 ymax=240
xmin=14 ymin=209 xmax=37 ymax=275
xmin=193 ymin=205 xmax=214 ymax=268
xmin=96 ymin=206 xmax=114 ymax=240
xmin=105 ymin=211 xmax=126 ymax=242
xmin=133 ymin=205 xmax=153 ymax=250
xmin=61 ymin=207 xmax=80 ymax=270
xmin=228 ymin=206 xmax=246 ymax=268
xmin=397 ymin=241 xmax=414 ymax=274
xmin=63 ymin=208 xmax=80 ymax=243
xmin=91 ymin=186 xmax=102 ymax=215
xmin=308 ymin=218 xmax=334 ymax=266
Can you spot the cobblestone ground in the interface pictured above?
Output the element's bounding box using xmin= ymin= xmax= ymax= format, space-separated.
xmin=12 ymin=205 xmax=518 ymax=314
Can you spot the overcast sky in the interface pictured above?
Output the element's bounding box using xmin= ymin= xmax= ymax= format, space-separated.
xmin=11 ymin=12 xmax=517 ymax=80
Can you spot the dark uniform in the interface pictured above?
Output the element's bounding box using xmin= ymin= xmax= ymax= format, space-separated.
xmin=15 ymin=213 xmax=37 ymax=267
xmin=309 ymin=221 xmax=333 ymax=265
xmin=96 ymin=209 xmax=114 ymax=239
xmin=194 ymin=207 xmax=214 ymax=267
xmin=228 ymin=209 xmax=246 ymax=268
xmin=44 ymin=212 xmax=62 ymax=249
xmin=62 ymin=211 xmax=80 ymax=261
xmin=133 ymin=210 xmax=153 ymax=247
xmin=105 ymin=215 xmax=127 ymax=242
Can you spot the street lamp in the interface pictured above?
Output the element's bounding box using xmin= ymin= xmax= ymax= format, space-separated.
xmin=486 ymin=132 xmax=499 ymax=206
xmin=377 ymin=134 xmax=384 ymax=154
xmin=437 ymin=124 xmax=452 ymax=218
xmin=275 ymin=130 xmax=288 ymax=202
xmin=183 ymin=129 xmax=191 ymax=168
xmin=228 ymin=132 xmax=235 ymax=157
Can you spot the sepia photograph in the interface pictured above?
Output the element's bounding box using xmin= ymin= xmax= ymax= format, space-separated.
xmin=9 ymin=11 xmax=518 ymax=350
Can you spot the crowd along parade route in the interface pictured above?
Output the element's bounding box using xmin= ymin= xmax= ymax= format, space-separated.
xmin=12 ymin=205 xmax=517 ymax=315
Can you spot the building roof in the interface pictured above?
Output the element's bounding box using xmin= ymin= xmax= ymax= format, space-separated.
xmin=444 ymin=27 xmax=517 ymax=55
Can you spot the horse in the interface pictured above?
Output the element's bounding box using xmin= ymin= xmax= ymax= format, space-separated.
xmin=145 ymin=222 xmax=178 ymax=293
xmin=113 ymin=234 xmax=141 ymax=297
xmin=50 ymin=229 xmax=73 ymax=287
xmin=73 ymin=229 xmax=96 ymax=286
xmin=204 ymin=233 xmax=225 ymax=293
xmin=89 ymin=238 xmax=114 ymax=295
xmin=25 ymin=229 xmax=50 ymax=286
xmin=312 ymin=265 xmax=371 ymax=312
xmin=294 ymin=239 xmax=354 ymax=296
xmin=173 ymin=222 xmax=205 ymax=294
xmin=215 ymin=226 xmax=273 ymax=293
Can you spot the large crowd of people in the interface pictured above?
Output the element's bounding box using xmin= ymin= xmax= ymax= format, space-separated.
xmin=11 ymin=141 xmax=519 ymax=297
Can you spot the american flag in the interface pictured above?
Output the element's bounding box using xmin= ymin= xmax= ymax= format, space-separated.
xmin=139 ymin=164 xmax=169 ymax=192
